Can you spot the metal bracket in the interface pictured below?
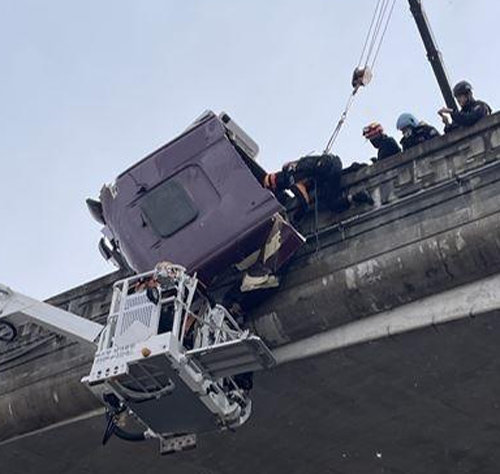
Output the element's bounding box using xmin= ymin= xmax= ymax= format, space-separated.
xmin=160 ymin=434 xmax=197 ymax=455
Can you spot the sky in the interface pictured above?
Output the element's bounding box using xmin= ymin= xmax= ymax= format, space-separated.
xmin=0 ymin=0 xmax=498 ymax=299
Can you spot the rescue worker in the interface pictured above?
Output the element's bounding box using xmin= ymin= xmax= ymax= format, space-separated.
xmin=263 ymin=153 xmax=342 ymax=219
xmin=234 ymin=156 xmax=345 ymax=294
xmin=363 ymin=122 xmax=401 ymax=161
xmin=396 ymin=113 xmax=440 ymax=151
xmin=438 ymin=81 xmax=492 ymax=132
xmin=263 ymin=154 xmax=373 ymax=221
xmin=237 ymin=154 xmax=372 ymax=293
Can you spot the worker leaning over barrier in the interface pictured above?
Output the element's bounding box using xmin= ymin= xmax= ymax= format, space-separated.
xmin=396 ymin=113 xmax=440 ymax=151
xmin=263 ymin=154 xmax=373 ymax=222
xmin=363 ymin=122 xmax=401 ymax=161
xmin=263 ymin=154 xmax=342 ymax=220
xmin=438 ymin=80 xmax=492 ymax=132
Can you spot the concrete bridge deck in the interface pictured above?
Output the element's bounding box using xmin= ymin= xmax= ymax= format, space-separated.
xmin=2 ymin=114 xmax=500 ymax=473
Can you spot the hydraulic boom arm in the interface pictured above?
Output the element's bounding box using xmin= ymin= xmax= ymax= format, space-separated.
xmin=0 ymin=284 xmax=102 ymax=347
xmin=408 ymin=0 xmax=457 ymax=110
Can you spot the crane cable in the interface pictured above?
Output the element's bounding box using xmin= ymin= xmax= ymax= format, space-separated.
xmin=323 ymin=0 xmax=397 ymax=154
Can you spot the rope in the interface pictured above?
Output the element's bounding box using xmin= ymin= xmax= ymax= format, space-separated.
xmin=357 ymin=0 xmax=384 ymax=68
xmin=365 ymin=0 xmax=396 ymax=69
xmin=312 ymin=179 xmax=320 ymax=252
xmin=365 ymin=0 xmax=388 ymax=67
xmin=370 ymin=0 xmax=397 ymax=70
xmin=322 ymin=0 xmax=397 ymax=153
xmin=323 ymin=90 xmax=358 ymax=154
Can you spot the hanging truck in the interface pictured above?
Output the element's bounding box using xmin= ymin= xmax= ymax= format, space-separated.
xmin=88 ymin=111 xmax=305 ymax=284
xmin=0 ymin=111 xmax=306 ymax=454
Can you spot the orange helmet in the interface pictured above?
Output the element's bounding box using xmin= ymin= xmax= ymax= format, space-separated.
xmin=363 ymin=122 xmax=384 ymax=140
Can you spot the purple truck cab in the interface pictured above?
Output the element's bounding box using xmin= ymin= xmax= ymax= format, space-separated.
xmin=94 ymin=111 xmax=304 ymax=285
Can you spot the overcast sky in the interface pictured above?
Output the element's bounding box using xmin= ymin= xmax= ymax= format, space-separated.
xmin=1 ymin=0 xmax=498 ymax=299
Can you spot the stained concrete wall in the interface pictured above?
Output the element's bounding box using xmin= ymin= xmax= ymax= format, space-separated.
xmin=253 ymin=114 xmax=500 ymax=343
xmin=1 ymin=113 xmax=500 ymax=450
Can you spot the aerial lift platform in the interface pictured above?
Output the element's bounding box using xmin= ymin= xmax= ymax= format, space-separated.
xmin=0 ymin=263 xmax=275 ymax=454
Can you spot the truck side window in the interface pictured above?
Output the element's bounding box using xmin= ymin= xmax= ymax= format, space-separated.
xmin=140 ymin=179 xmax=198 ymax=238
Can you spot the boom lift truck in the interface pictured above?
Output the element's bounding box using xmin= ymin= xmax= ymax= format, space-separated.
xmin=0 ymin=264 xmax=275 ymax=454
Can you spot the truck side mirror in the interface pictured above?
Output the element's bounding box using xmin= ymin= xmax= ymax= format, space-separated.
xmin=86 ymin=198 xmax=106 ymax=225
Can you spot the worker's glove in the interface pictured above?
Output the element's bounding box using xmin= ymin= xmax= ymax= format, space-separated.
xmin=438 ymin=107 xmax=453 ymax=115
xmin=263 ymin=171 xmax=292 ymax=191
xmin=438 ymin=107 xmax=452 ymax=124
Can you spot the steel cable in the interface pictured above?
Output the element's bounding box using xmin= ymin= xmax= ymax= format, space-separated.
xmin=357 ymin=0 xmax=384 ymax=68
xmin=323 ymin=0 xmax=397 ymax=153
xmin=371 ymin=0 xmax=397 ymax=70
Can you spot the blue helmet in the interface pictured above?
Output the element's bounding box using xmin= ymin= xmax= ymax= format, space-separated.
xmin=396 ymin=113 xmax=419 ymax=131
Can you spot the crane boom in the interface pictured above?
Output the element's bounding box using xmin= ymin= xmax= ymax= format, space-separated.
xmin=408 ymin=0 xmax=457 ymax=110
